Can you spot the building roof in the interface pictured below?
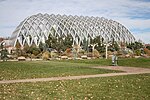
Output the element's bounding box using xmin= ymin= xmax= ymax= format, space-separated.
xmin=11 ymin=13 xmax=136 ymax=47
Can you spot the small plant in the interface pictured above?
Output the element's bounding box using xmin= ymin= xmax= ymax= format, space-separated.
xmin=135 ymin=49 xmax=141 ymax=56
xmin=144 ymin=48 xmax=150 ymax=56
xmin=93 ymin=49 xmax=100 ymax=58
xmin=42 ymin=51 xmax=50 ymax=60
xmin=50 ymin=51 xmax=58 ymax=58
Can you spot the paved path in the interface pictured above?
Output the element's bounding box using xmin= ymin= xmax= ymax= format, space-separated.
xmin=0 ymin=66 xmax=150 ymax=84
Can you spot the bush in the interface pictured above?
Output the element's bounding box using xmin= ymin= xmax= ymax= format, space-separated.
xmin=93 ymin=49 xmax=100 ymax=58
xmin=135 ymin=49 xmax=141 ymax=56
xmin=146 ymin=46 xmax=150 ymax=50
xmin=144 ymin=48 xmax=150 ymax=56
xmin=64 ymin=48 xmax=71 ymax=57
xmin=50 ymin=51 xmax=58 ymax=58
xmin=25 ymin=46 xmax=41 ymax=56
xmin=42 ymin=51 xmax=50 ymax=60
xmin=79 ymin=49 xmax=85 ymax=55
xmin=65 ymin=48 xmax=71 ymax=54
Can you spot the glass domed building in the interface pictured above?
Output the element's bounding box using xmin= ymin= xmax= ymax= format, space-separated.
xmin=10 ymin=13 xmax=135 ymax=47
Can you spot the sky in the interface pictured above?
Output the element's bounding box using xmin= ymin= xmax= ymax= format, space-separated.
xmin=0 ymin=0 xmax=150 ymax=43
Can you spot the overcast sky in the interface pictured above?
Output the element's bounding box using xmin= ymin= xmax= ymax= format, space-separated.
xmin=0 ymin=0 xmax=150 ymax=43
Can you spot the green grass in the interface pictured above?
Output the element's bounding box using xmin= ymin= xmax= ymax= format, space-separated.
xmin=118 ymin=58 xmax=150 ymax=68
xmin=1 ymin=74 xmax=150 ymax=100
xmin=0 ymin=58 xmax=149 ymax=80
xmin=60 ymin=58 xmax=150 ymax=68
xmin=0 ymin=58 xmax=150 ymax=99
xmin=0 ymin=61 xmax=120 ymax=80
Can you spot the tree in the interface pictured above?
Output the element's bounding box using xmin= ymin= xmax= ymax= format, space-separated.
xmin=146 ymin=45 xmax=150 ymax=50
xmin=127 ymin=41 xmax=144 ymax=56
xmin=144 ymin=48 xmax=150 ymax=56
xmin=39 ymin=42 xmax=48 ymax=52
xmin=15 ymin=40 xmax=22 ymax=56
xmin=0 ymin=42 xmax=3 ymax=49
xmin=109 ymin=40 xmax=119 ymax=52
xmin=45 ymin=34 xmax=73 ymax=53
xmin=82 ymin=38 xmax=88 ymax=51
xmin=27 ymin=45 xmax=40 ymax=56
xmin=22 ymin=42 xmax=30 ymax=57
xmin=0 ymin=43 xmax=8 ymax=61
xmin=0 ymin=43 xmax=3 ymax=60
xmin=90 ymin=36 xmax=106 ymax=53
xmin=62 ymin=35 xmax=73 ymax=50
xmin=127 ymin=42 xmax=143 ymax=50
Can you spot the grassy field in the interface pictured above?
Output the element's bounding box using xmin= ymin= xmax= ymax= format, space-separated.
xmin=0 ymin=61 xmax=120 ymax=80
xmin=0 ymin=58 xmax=150 ymax=99
xmin=118 ymin=58 xmax=150 ymax=68
xmin=1 ymin=74 xmax=150 ymax=100
xmin=0 ymin=58 xmax=150 ymax=80
xmin=60 ymin=58 xmax=150 ymax=68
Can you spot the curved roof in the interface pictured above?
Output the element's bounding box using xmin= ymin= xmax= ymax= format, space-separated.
xmin=11 ymin=13 xmax=135 ymax=47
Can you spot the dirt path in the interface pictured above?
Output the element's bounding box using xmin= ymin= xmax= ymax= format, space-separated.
xmin=0 ymin=66 xmax=150 ymax=84
xmin=93 ymin=66 xmax=150 ymax=73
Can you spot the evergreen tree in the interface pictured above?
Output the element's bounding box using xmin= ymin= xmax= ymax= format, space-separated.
xmin=127 ymin=42 xmax=143 ymax=50
xmin=45 ymin=34 xmax=73 ymax=53
xmin=90 ymin=36 xmax=105 ymax=53
xmin=109 ymin=39 xmax=119 ymax=52
xmin=146 ymin=45 xmax=150 ymax=50
xmin=82 ymin=38 xmax=88 ymax=51
xmin=0 ymin=43 xmax=8 ymax=61
xmin=39 ymin=42 xmax=48 ymax=52
xmin=62 ymin=35 xmax=73 ymax=50
xmin=15 ymin=40 xmax=22 ymax=56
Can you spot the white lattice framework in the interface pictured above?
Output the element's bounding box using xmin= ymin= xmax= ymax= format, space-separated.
xmin=10 ymin=13 xmax=135 ymax=47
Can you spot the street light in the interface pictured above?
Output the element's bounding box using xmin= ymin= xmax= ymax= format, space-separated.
xmin=103 ymin=41 xmax=112 ymax=59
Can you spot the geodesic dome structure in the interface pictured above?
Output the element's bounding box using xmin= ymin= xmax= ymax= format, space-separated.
xmin=10 ymin=13 xmax=135 ymax=47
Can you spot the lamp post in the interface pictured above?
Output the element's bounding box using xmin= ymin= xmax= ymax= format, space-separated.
xmin=103 ymin=42 xmax=111 ymax=59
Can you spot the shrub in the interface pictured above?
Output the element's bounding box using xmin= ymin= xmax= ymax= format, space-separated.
xmin=135 ymin=49 xmax=141 ymax=56
xmin=65 ymin=48 xmax=71 ymax=54
xmin=50 ymin=51 xmax=58 ymax=58
xmin=64 ymin=48 xmax=71 ymax=56
xmin=144 ymin=48 xmax=150 ymax=56
xmin=79 ymin=49 xmax=85 ymax=55
xmin=42 ymin=51 xmax=49 ymax=60
xmin=146 ymin=46 xmax=150 ymax=50
xmin=93 ymin=49 xmax=100 ymax=58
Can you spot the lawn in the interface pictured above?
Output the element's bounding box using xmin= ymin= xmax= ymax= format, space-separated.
xmin=60 ymin=58 xmax=150 ymax=68
xmin=0 ymin=61 xmax=120 ymax=80
xmin=0 ymin=74 xmax=149 ymax=100
xmin=0 ymin=58 xmax=150 ymax=99
xmin=118 ymin=58 xmax=150 ymax=68
xmin=0 ymin=58 xmax=150 ymax=80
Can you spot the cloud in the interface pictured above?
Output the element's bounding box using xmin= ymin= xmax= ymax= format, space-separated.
xmin=133 ymin=32 xmax=150 ymax=43
xmin=0 ymin=0 xmax=150 ymax=43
